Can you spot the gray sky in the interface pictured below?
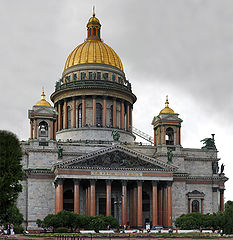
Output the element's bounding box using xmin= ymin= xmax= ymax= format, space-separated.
xmin=0 ymin=0 xmax=233 ymax=201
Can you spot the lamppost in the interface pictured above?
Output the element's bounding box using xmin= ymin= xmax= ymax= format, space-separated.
xmin=114 ymin=197 xmax=122 ymax=225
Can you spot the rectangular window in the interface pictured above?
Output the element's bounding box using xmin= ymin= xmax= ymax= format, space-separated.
xmin=112 ymin=73 xmax=116 ymax=82
xmin=97 ymin=72 xmax=101 ymax=80
xmin=73 ymin=73 xmax=77 ymax=80
xmin=81 ymin=72 xmax=86 ymax=80
xmin=118 ymin=76 xmax=123 ymax=84
xmin=103 ymin=73 xmax=108 ymax=80
xmin=89 ymin=72 xmax=93 ymax=80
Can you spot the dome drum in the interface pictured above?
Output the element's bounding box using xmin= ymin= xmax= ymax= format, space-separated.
xmin=56 ymin=127 xmax=135 ymax=143
xmin=53 ymin=95 xmax=134 ymax=143
xmin=62 ymin=63 xmax=125 ymax=79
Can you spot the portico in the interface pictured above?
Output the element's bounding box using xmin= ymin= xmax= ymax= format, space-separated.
xmin=53 ymin=145 xmax=176 ymax=228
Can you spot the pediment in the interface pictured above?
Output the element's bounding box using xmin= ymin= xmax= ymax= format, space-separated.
xmin=54 ymin=145 xmax=177 ymax=172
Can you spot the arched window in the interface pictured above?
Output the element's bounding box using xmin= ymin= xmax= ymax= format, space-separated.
xmin=67 ymin=106 xmax=71 ymax=129
xmin=93 ymin=28 xmax=96 ymax=36
xmin=110 ymin=105 xmax=113 ymax=127
xmin=89 ymin=28 xmax=91 ymax=37
xmin=78 ymin=104 xmax=82 ymax=128
xmin=192 ymin=200 xmax=200 ymax=213
xmin=38 ymin=121 xmax=48 ymax=137
xmin=96 ymin=103 xmax=103 ymax=126
xmin=165 ymin=127 xmax=174 ymax=145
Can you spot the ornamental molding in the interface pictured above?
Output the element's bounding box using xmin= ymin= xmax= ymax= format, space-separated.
xmin=25 ymin=149 xmax=58 ymax=154
xmin=187 ymin=175 xmax=228 ymax=181
xmin=24 ymin=168 xmax=54 ymax=175
xmin=52 ymin=145 xmax=178 ymax=172
xmin=154 ymin=152 xmax=186 ymax=158
xmin=184 ymin=157 xmax=220 ymax=162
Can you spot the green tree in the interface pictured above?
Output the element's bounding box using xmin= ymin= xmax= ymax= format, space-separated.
xmin=222 ymin=201 xmax=233 ymax=234
xmin=0 ymin=130 xmax=24 ymax=223
xmin=0 ymin=205 xmax=23 ymax=226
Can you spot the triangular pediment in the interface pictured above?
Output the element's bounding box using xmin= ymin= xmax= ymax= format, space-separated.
xmin=54 ymin=145 xmax=177 ymax=172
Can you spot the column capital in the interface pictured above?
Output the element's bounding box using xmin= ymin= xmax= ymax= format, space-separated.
xmin=121 ymin=180 xmax=127 ymax=186
xmin=137 ymin=180 xmax=143 ymax=186
xmin=81 ymin=95 xmax=86 ymax=99
xmin=106 ymin=179 xmax=112 ymax=185
xmin=92 ymin=95 xmax=97 ymax=99
xmin=219 ymin=188 xmax=225 ymax=194
xmin=90 ymin=179 xmax=96 ymax=185
xmin=73 ymin=179 xmax=80 ymax=185
xmin=152 ymin=180 xmax=158 ymax=186
xmin=56 ymin=179 xmax=64 ymax=185
xmin=167 ymin=181 xmax=173 ymax=187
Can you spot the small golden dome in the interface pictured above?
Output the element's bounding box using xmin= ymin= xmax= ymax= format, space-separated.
xmin=88 ymin=13 xmax=100 ymax=24
xmin=35 ymin=90 xmax=51 ymax=107
xmin=160 ymin=96 xmax=174 ymax=114
xmin=64 ymin=13 xmax=124 ymax=72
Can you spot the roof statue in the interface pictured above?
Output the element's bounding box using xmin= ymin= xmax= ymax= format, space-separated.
xmin=167 ymin=149 xmax=173 ymax=163
xmin=201 ymin=134 xmax=217 ymax=150
xmin=112 ymin=130 xmax=120 ymax=141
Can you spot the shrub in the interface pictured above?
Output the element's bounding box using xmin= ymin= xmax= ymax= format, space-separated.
xmin=89 ymin=215 xmax=106 ymax=232
xmin=104 ymin=215 xmax=119 ymax=229
xmin=14 ymin=225 xmax=24 ymax=234
xmin=56 ymin=227 xmax=69 ymax=233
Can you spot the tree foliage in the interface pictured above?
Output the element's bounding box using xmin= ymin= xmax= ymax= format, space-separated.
xmin=0 ymin=130 xmax=24 ymax=223
xmin=37 ymin=211 xmax=119 ymax=232
xmin=175 ymin=201 xmax=233 ymax=234
xmin=0 ymin=204 xmax=23 ymax=226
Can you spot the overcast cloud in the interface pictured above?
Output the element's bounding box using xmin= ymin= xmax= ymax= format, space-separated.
xmin=0 ymin=0 xmax=233 ymax=201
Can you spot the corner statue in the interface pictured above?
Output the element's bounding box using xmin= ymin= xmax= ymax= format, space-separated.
xmin=58 ymin=146 xmax=63 ymax=159
xmin=112 ymin=130 xmax=120 ymax=141
xmin=167 ymin=150 xmax=173 ymax=163
xmin=201 ymin=134 xmax=217 ymax=150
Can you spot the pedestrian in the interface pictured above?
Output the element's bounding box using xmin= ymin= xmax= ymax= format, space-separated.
xmin=10 ymin=224 xmax=14 ymax=235
xmin=7 ymin=223 xmax=10 ymax=235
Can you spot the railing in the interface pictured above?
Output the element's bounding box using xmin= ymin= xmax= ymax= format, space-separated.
xmin=55 ymin=79 xmax=132 ymax=92
xmin=132 ymin=127 xmax=154 ymax=144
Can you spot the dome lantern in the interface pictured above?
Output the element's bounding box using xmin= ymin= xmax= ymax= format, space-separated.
xmin=86 ymin=8 xmax=101 ymax=40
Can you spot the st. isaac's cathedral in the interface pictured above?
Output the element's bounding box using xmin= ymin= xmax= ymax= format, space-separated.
xmin=17 ymin=12 xmax=228 ymax=230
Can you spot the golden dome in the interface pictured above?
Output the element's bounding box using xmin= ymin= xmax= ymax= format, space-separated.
xmin=160 ymin=96 xmax=174 ymax=114
xmin=64 ymin=40 xmax=124 ymax=71
xmin=35 ymin=90 xmax=51 ymax=107
xmin=64 ymin=13 xmax=124 ymax=72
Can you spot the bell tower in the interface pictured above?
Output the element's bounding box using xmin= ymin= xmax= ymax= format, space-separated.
xmin=28 ymin=90 xmax=57 ymax=146
xmin=152 ymin=96 xmax=183 ymax=152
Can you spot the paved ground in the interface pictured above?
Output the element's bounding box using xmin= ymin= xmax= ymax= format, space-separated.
xmin=1 ymin=235 xmax=233 ymax=240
